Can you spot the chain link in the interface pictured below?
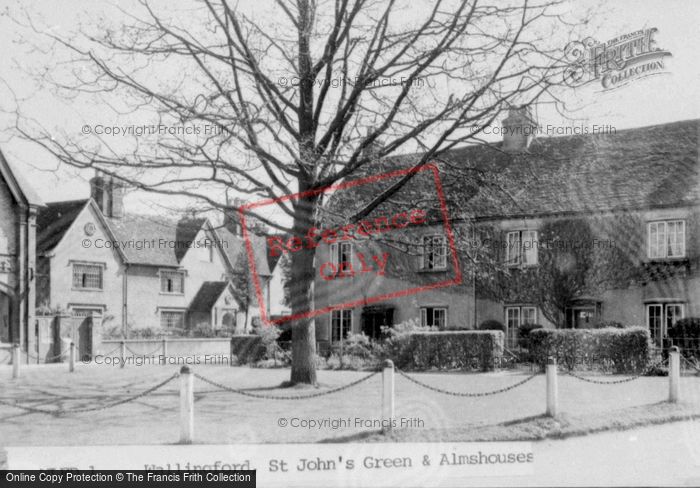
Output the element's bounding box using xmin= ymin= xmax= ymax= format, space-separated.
xmin=124 ymin=344 xmax=163 ymax=356
xmin=0 ymin=373 xmax=179 ymax=415
xmin=565 ymin=358 xmax=668 ymax=384
xmin=100 ymin=345 xmax=124 ymax=357
xmin=682 ymin=356 xmax=700 ymax=373
xmin=194 ymin=371 xmax=379 ymax=400
xmin=24 ymin=350 xmax=67 ymax=362
xmin=396 ymin=369 xmax=540 ymax=397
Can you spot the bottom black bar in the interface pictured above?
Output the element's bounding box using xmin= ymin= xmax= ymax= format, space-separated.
xmin=1 ymin=471 xmax=256 ymax=487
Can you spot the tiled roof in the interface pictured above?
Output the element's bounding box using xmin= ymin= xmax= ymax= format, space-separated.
xmin=189 ymin=281 xmax=229 ymax=312
xmin=104 ymin=213 xmax=202 ymax=267
xmin=217 ymin=227 xmax=272 ymax=277
xmin=391 ymin=119 xmax=700 ymax=220
xmin=37 ymin=200 xmax=90 ymax=254
xmin=0 ymin=150 xmax=44 ymax=206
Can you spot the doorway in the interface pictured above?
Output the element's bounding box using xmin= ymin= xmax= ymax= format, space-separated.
xmin=361 ymin=306 xmax=394 ymax=339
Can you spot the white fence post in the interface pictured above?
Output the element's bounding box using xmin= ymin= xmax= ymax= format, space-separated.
xmin=69 ymin=342 xmax=76 ymax=373
xmin=382 ymin=359 xmax=395 ymax=433
xmin=120 ymin=340 xmax=126 ymax=369
xmin=669 ymin=346 xmax=681 ymax=403
xmin=12 ymin=343 xmax=20 ymax=379
xmin=546 ymin=356 xmax=558 ymax=417
xmin=179 ymin=365 xmax=194 ymax=443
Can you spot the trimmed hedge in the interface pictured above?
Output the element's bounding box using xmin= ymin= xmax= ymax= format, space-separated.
xmin=387 ymin=330 xmax=504 ymax=371
xmin=478 ymin=320 xmax=505 ymax=332
xmin=529 ymin=327 xmax=650 ymax=373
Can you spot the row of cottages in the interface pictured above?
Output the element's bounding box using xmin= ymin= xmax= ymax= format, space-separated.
xmin=34 ymin=174 xmax=273 ymax=338
xmin=312 ymin=113 xmax=699 ymax=349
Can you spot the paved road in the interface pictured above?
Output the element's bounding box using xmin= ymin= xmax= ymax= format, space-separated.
xmin=460 ymin=421 xmax=700 ymax=487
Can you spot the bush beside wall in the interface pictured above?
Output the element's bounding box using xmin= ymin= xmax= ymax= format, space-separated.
xmin=230 ymin=335 xmax=266 ymax=364
xmin=528 ymin=327 xmax=650 ymax=373
xmin=387 ymin=330 xmax=504 ymax=371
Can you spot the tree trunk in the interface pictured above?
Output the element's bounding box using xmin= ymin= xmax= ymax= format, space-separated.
xmin=289 ymin=196 xmax=318 ymax=385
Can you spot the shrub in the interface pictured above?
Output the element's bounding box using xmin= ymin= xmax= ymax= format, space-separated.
xmin=668 ymin=317 xmax=700 ymax=358
xmin=230 ymin=335 xmax=265 ymax=364
xmin=517 ymin=323 xmax=544 ymax=341
xmin=529 ymin=327 xmax=650 ymax=373
xmin=386 ymin=330 xmax=504 ymax=371
xmin=478 ymin=319 xmax=505 ymax=332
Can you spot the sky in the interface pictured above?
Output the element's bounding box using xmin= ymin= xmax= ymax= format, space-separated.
xmin=0 ymin=0 xmax=698 ymax=219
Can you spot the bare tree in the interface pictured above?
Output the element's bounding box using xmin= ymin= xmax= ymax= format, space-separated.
xmin=8 ymin=0 xmax=582 ymax=384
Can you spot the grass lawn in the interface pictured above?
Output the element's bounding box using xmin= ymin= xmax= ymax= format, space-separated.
xmin=1 ymin=363 xmax=699 ymax=447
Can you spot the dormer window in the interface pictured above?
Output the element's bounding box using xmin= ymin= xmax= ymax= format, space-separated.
xmin=648 ymin=220 xmax=685 ymax=259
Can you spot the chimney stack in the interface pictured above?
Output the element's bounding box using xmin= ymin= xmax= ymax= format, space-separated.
xmin=224 ymin=196 xmax=246 ymax=236
xmin=502 ymin=106 xmax=537 ymax=152
xmin=90 ymin=171 xmax=126 ymax=218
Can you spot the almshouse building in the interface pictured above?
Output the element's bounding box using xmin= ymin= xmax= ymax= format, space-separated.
xmin=35 ymin=173 xmax=272 ymax=338
xmin=313 ymin=113 xmax=700 ymax=349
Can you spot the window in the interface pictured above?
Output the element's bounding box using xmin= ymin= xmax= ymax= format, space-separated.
xmin=505 ymin=306 xmax=537 ymax=345
xmin=648 ymin=220 xmax=686 ymax=259
xmin=72 ymin=263 xmax=103 ymax=290
xmin=160 ymin=311 xmax=185 ymax=329
xmin=420 ymin=307 xmax=447 ymax=328
xmin=329 ymin=241 xmax=352 ymax=267
xmin=160 ymin=270 xmax=185 ymax=294
xmin=646 ymin=302 xmax=684 ymax=346
xmin=506 ymin=230 xmax=538 ymax=266
xmin=421 ymin=235 xmax=447 ymax=270
xmin=331 ymin=309 xmax=352 ymax=342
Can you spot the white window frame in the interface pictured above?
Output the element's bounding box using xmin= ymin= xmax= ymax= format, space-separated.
xmin=647 ymin=220 xmax=686 ymax=259
xmin=160 ymin=310 xmax=186 ymax=329
xmin=646 ymin=302 xmax=684 ymax=345
xmin=331 ymin=309 xmax=352 ymax=342
xmin=160 ymin=270 xmax=185 ymax=295
xmin=504 ymin=306 xmax=537 ymax=344
xmin=329 ymin=241 xmax=353 ymax=267
xmin=420 ymin=235 xmax=447 ymax=270
xmin=420 ymin=307 xmax=448 ymax=328
xmin=71 ymin=262 xmax=104 ymax=290
xmin=506 ymin=230 xmax=538 ymax=267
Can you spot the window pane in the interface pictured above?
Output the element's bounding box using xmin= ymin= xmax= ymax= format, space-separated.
xmin=73 ymin=264 xmax=102 ymax=289
xmin=522 ymin=307 xmax=536 ymax=324
xmin=339 ymin=242 xmax=352 ymax=266
xmin=506 ymin=232 xmax=521 ymax=265
xmin=434 ymin=236 xmax=447 ymax=268
xmin=161 ymin=311 xmax=184 ymax=328
xmin=161 ymin=271 xmax=184 ymax=293
xmin=522 ymin=231 xmax=538 ymax=265
xmin=647 ymin=304 xmax=663 ymax=345
xmin=434 ymin=308 xmax=446 ymax=328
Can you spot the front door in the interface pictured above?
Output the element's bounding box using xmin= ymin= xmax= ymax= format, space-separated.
xmin=361 ymin=307 xmax=394 ymax=339
xmin=72 ymin=308 xmax=99 ymax=359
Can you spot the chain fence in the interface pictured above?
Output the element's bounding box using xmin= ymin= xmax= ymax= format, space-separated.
xmin=124 ymin=344 xmax=164 ymax=356
xmin=24 ymin=349 xmax=67 ymax=362
xmin=395 ymin=368 xmax=540 ymax=397
xmin=565 ymin=358 xmax=669 ymax=385
xmin=194 ymin=371 xmax=379 ymax=400
xmin=0 ymin=373 xmax=180 ymax=415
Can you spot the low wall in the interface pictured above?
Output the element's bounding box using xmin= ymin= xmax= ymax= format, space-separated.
xmin=99 ymin=338 xmax=232 ymax=365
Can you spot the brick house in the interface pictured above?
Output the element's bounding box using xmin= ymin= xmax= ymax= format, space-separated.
xmin=35 ymin=173 xmax=271 ymax=338
xmin=313 ymin=115 xmax=700 ymax=348
xmin=0 ymin=149 xmax=43 ymax=349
